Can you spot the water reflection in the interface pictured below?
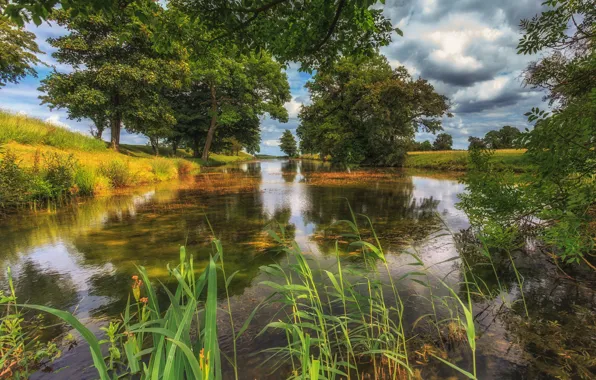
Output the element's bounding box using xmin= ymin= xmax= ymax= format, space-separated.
xmin=0 ymin=159 xmax=474 ymax=378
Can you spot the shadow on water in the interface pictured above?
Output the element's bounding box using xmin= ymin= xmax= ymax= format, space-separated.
xmin=1 ymin=159 xmax=592 ymax=378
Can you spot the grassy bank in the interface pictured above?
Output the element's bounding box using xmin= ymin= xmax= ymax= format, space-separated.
xmin=404 ymin=149 xmax=530 ymax=171
xmin=300 ymin=150 xmax=531 ymax=171
xmin=0 ymin=111 xmax=255 ymax=210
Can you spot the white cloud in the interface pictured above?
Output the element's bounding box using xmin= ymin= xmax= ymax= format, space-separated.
xmin=44 ymin=115 xmax=70 ymax=129
xmin=284 ymin=97 xmax=303 ymax=119
xmin=263 ymin=139 xmax=281 ymax=147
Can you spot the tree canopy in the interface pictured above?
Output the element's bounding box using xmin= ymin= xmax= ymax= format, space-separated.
xmin=460 ymin=0 xmax=596 ymax=264
xmin=0 ymin=2 xmax=42 ymax=88
xmin=432 ymin=133 xmax=453 ymax=151
xmin=279 ymin=130 xmax=298 ymax=158
xmin=39 ymin=1 xmax=189 ymax=151
xmin=297 ymin=53 xmax=450 ymax=166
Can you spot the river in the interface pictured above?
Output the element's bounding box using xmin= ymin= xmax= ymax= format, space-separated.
xmin=0 ymin=159 xmax=593 ymax=379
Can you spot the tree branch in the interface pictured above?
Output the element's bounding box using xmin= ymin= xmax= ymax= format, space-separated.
xmin=311 ymin=0 xmax=346 ymax=52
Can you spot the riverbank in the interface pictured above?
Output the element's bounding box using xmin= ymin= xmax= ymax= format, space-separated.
xmin=0 ymin=112 xmax=251 ymax=210
xmin=300 ymin=149 xmax=530 ymax=171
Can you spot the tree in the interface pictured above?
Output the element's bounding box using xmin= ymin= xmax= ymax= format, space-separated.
xmin=189 ymin=45 xmax=290 ymax=160
xmin=467 ymin=136 xmax=486 ymax=150
xmin=0 ymin=6 xmax=42 ymax=88
xmin=410 ymin=140 xmax=433 ymax=151
xmin=38 ymin=1 xmax=188 ymax=150
xmin=297 ymin=53 xmax=450 ymax=166
xmin=460 ymin=0 xmax=596 ymax=265
xmin=433 ymin=133 xmax=453 ymax=151
xmin=483 ymin=126 xmax=521 ymax=149
xmin=6 ymin=0 xmax=397 ymax=71
xmin=279 ymin=130 xmax=298 ymax=157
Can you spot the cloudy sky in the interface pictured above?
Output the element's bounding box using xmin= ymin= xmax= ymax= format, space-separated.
xmin=0 ymin=0 xmax=546 ymax=154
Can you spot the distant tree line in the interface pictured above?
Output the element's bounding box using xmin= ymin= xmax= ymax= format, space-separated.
xmin=408 ymin=132 xmax=453 ymax=151
xmin=467 ymin=126 xmax=522 ymax=150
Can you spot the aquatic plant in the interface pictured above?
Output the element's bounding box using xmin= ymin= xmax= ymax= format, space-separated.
xmin=0 ymin=267 xmax=61 ymax=378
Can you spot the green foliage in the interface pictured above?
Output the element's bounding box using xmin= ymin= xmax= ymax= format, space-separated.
xmin=278 ymin=130 xmax=298 ymax=157
xmin=1 ymin=267 xmax=61 ymax=378
xmin=482 ymin=126 xmax=521 ymax=149
xmin=0 ymin=150 xmax=30 ymax=208
xmin=171 ymin=0 xmax=396 ymax=70
xmin=39 ymin=1 xmax=189 ymax=150
xmin=41 ymin=152 xmax=77 ymax=198
xmin=460 ymin=0 xmax=595 ymax=265
xmin=410 ymin=140 xmax=433 ymax=151
xmin=0 ymin=111 xmax=106 ymax=151
xmin=19 ymin=242 xmax=230 ymax=379
xmin=0 ymin=149 xmax=83 ymax=209
xmin=0 ymin=9 xmax=42 ymax=87
xmin=467 ymin=136 xmax=486 ymax=150
xmin=74 ymin=166 xmax=96 ymax=196
xmin=432 ymin=133 xmax=453 ymax=151
xmin=99 ymin=160 xmax=134 ymax=188
xmin=298 ymin=53 xmax=450 ymax=166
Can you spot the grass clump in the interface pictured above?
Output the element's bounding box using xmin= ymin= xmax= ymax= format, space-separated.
xmin=176 ymin=159 xmax=198 ymax=176
xmin=0 ymin=111 xmax=105 ymax=152
xmin=99 ymin=160 xmax=135 ymax=188
xmin=150 ymin=158 xmax=177 ymax=181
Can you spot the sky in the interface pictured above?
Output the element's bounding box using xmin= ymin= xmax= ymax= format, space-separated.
xmin=0 ymin=0 xmax=546 ymax=155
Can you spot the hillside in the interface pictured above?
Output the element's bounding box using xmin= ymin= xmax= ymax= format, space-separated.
xmin=0 ymin=111 xmax=250 ymax=209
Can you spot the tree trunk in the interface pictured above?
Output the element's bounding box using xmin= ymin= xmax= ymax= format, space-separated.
xmin=192 ymin=135 xmax=201 ymax=157
xmin=110 ymin=94 xmax=121 ymax=150
xmin=150 ymin=137 xmax=159 ymax=156
xmin=201 ymin=84 xmax=217 ymax=161
xmin=110 ymin=116 xmax=121 ymax=150
xmin=172 ymin=138 xmax=179 ymax=157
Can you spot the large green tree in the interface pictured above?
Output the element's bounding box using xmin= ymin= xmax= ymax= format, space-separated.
xmin=298 ymin=53 xmax=450 ymax=166
xmin=5 ymin=0 xmax=397 ymax=71
xmin=483 ymin=125 xmax=521 ymax=149
xmin=459 ymin=0 xmax=595 ymax=265
xmin=279 ymin=129 xmax=298 ymax=157
xmin=432 ymin=133 xmax=453 ymax=151
xmin=0 ymin=1 xmax=42 ymax=88
xmin=38 ymin=1 xmax=189 ymax=150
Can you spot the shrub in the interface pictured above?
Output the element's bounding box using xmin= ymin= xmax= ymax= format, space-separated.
xmin=150 ymin=158 xmax=176 ymax=181
xmin=99 ymin=160 xmax=133 ymax=188
xmin=0 ymin=150 xmax=31 ymax=208
xmin=42 ymin=152 xmax=78 ymax=198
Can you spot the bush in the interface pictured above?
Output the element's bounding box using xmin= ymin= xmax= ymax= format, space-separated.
xmin=42 ymin=152 xmax=78 ymax=198
xmin=150 ymin=158 xmax=176 ymax=181
xmin=99 ymin=160 xmax=133 ymax=188
xmin=0 ymin=150 xmax=30 ymax=208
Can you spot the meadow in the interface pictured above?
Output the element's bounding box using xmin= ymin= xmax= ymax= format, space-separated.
xmin=404 ymin=149 xmax=530 ymax=172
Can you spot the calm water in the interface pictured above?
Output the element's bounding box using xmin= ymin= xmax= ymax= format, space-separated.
xmin=1 ymin=160 xmax=593 ymax=379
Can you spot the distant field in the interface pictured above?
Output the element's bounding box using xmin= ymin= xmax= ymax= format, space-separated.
xmin=405 ymin=149 xmax=530 ymax=171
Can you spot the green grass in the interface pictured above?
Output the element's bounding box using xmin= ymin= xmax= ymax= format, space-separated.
xmin=0 ymin=110 xmax=106 ymax=151
xmin=197 ymin=152 xmax=254 ymax=167
xmin=404 ymin=149 xmax=531 ymax=171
